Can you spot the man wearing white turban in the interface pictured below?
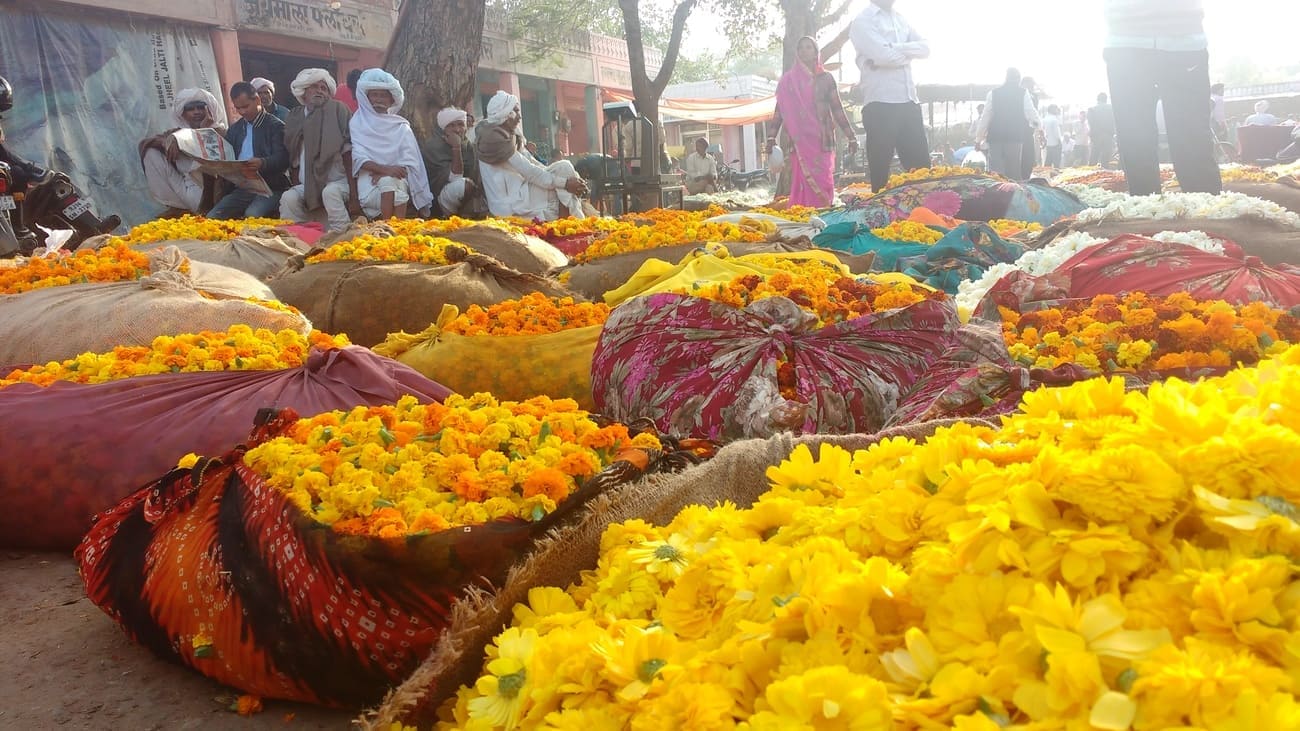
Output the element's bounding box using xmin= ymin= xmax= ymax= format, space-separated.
xmin=349 ymin=68 xmax=433 ymax=218
xmin=474 ymin=90 xmax=589 ymax=221
xmin=137 ymin=88 xmax=227 ymax=215
xmin=281 ymin=68 xmax=359 ymax=231
xmin=252 ymin=77 xmax=289 ymax=121
xmin=1246 ymin=100 xmax=1280 ymax=127
xmin=421 ymin=106 xmax=484 ymax=217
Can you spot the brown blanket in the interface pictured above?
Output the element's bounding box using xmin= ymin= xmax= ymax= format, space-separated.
xmin=284 ymin=100 xmax=352 ymax=210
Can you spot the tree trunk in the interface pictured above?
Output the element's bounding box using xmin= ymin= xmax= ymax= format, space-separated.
xmin=620 ymin=0 xmax=696 ymax=176
xmin=385 ymin=0 xmax=486 ymax=141
xmin=780 ymin=0 xmax=816 ymax=72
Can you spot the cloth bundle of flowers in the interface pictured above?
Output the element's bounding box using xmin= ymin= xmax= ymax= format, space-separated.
xmin=1000 ymin=291 xmax=1300 ymax=372
xmin=884 ymin=165 xmax=991 ymax=190
xmin=308 ymin=233 xmax=464 ymax=265
xmin=747 ymin=205 xmax=819 ymax=223
xmin=242 ymin=394 xmax=662 ymax=538
xmin=1071 ymin=191 xmax=1300 ymax=227
xmin=0 ymin=241 xmax=170 ymax=295
xmin=1213 ymin=165 xmax=1278 ymax=184
xmin=1 ymin=326 xmax=348 ymax=387
xmin=113 ymin=215 xmax=289 ymax=245
xmin=677 ymin=265 xmax=942 ymax=329
xmin=986 ymin=219 xmax=1043 ymax=238
xmin=1057 ymin=183 xmax=1130 ymax=209
xmin=436 ymin=350 xmax=1300 ymax=730
xmin=870 ymin=220 xmax=946 ymax=245
xmin=956 ymin=230 xmax=1231 ymax=316
xmin=386 ymin=217 xmax=526 ymax=237
xmin=441 ymin=293 xmax=610 ymax=336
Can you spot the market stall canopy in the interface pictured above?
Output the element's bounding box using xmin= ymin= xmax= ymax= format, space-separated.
xmin=604 ymin=90 xmax=776 ymax=126
xmin=918 ymin=84 xmax=997 ymax=104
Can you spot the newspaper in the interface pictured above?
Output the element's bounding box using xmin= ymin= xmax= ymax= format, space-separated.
xmin=171 ymin=128 xmax=272 ymax=198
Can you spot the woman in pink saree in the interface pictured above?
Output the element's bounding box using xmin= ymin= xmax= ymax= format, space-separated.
xmin=769 ymin=37 xmax=859 ymax=208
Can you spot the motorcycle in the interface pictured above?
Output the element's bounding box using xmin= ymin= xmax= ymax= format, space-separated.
xmin=716 ymin=158 xmax=770 ymax=192
xmin=0 ymin=165 xmax=120 ymax=257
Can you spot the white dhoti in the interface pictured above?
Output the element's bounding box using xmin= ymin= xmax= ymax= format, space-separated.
xmin=358 ymin=176 xmax=411 ymax=218
xmin=437 ymin=175 xmax=469 ymax=215
xmin=280 ymin=179 xmax=352 ymax=232
xmin=480 ymin=158 xmax=588 ymax=221
xmin=143 ymin=149 xmax=204 ymax=212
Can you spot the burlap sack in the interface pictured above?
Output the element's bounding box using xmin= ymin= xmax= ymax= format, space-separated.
xmin=134 ymin=234 xmax=304 ymax=280
xmin=188 ymin=261 xmax=276 ymax=300
xmin=0 ymin=249 xmax=310 ymax=366
xmin=562 ymin=241 xmax=877 ymax=301
xmin=356 ymin=418 xmax=989 ymax=729
xmin=312 ymin=221 xmax=567 ymax=275
xmin=440 ymin=225 xmax=569 ymax=275
xmin=268 ymin=247 xmax=578 ymax=347
xmin=1036 ymin=215 xmax=1300 ymax=266
xmin=1224 ymin=179 xmax=1300 ymax=215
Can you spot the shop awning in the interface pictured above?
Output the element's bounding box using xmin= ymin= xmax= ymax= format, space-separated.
xmin=604 ymin=90 xmax=776 ymax=126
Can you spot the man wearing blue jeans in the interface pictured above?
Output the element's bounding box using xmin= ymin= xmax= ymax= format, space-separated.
xmin=208 ymin=81 xmax=290 ymax=219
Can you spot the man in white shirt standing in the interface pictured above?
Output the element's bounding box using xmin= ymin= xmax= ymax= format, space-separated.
xmin=849 ymin=0 xmax=931 ymax=192
xmin=1041 ymin=104 xmax=1064 ymax=168
xmin=1104 ymin=0 xmax=1220 ymax=196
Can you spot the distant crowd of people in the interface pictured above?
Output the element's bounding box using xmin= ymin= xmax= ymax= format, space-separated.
xmin=140 ymin=68 xmax=591 ymax=231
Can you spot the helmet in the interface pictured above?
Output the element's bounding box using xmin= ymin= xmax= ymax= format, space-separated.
xmin=0 ymin=76 xmax=11 ymax=113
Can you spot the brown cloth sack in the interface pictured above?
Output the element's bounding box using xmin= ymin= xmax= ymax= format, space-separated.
xmin=133 ymin=234 xmax=305 ymax=280
xmin=313 ymin=221 xmax=567 ymax=275
xmin=562 ymin=241 xmax=877 ymax=301
xmin=0 ymin=250 xmax=309 ymax=366
xmin=1035 ymin=215 xmax=1300 ymax=267
xmin=268 ymin=247 xmax=578 ymax=347
xmin=357 ymin=419 xmax=987 ymax=729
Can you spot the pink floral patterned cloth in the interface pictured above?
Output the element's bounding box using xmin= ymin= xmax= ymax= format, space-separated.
xmin=592 ymin=293 xmax=957 ymax=440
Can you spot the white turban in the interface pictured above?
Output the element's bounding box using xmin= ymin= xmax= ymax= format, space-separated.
xmin=350 ymin=68 xmax=432 ymax=211
xmin=1256 ymin=100 xmax=1271 ymax=114
xmin=250 ymin=77 xmax=275 ymax=94
xmin=437 ymin=107 xmax=467 ymax=131
xmin=485 ymin=91 xmax=519 ymax=126
xmin=170 ymin=87 xmax=227 ymax=133
xmin=290 ymin=68 xmax=338 ymax=105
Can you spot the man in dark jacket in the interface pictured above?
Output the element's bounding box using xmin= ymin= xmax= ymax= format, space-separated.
xmin=208 ymin=81 xmax=290 ymax=219
xmin=975 ymin=68 xmax=1041 ymax=179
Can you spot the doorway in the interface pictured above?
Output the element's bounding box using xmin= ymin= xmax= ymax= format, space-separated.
xmin=239 ymin=49 xmax=337 ymax=110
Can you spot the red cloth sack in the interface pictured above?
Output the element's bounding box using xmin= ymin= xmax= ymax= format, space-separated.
xmin=0 ymin=347 xmax=450 ymax=549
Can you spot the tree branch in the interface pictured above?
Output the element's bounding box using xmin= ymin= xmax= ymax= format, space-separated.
xmin=650 ymin=0 xmax=699 ymax=98
xmin=820 ymin=21 xmax=853 ymax=62
xmin=821 ymin=0 xmax=855 ymax=26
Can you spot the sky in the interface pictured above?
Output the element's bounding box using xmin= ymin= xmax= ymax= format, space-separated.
xmin=681 ymin=0 xmax=1300 ymax=106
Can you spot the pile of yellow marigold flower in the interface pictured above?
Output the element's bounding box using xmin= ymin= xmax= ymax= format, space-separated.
xmin=1 ymin=326 xmax=348 ymax=387
xmin=870 ymin=220 xmax=945 ymax=245
xmin=435 ymin=345 xmax=1300 ymax=730
xmin=113 ymin=215 xmax=288 ymax=245
xmin=0 ymin=242 xmax=153 ymax=294
xmin=309 ymin=233 xmax=464 ymax=265
xmin=242 ymin=394 xmax=662 ymax=537
xmin=443 ymin=294 xmax=611 ymax=337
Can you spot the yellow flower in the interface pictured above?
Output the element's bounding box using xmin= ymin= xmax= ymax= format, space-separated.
xmin=744 ymin=667 xmax=893 ymax=730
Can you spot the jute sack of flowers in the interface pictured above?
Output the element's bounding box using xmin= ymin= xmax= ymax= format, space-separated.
xmin=593 ymin=291 xmax=957 ymax=440
xmin=132 ymin=233 xmax=306 ymax=280
xmin=561 ymin=241 xmax=875 ymax=301
xmin=268 ymin=245 xmax=576 ymax=348
xmin=1224 ymin=178 xmax=1300 ymax=215
xmin=0 ymin=248 xmax=310 ymax=366
xmin=0 ymin=338 xmax=450 ymax=549
xmin=356 ymin=419 xmax=979 ymax=729
xmin=312 ymin=220 xmax=565 ymax=275
xmin=76 ymin=396 xmax=696 ymax=707
xmin=375 ymin=296 xmax=608 ymax=409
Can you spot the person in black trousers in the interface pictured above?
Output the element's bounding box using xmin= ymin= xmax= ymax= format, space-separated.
xmin=1019 ymin=76 xmax=1041 ymax=179
xmin=1103 ymin=0 xmax=1220 ymax=196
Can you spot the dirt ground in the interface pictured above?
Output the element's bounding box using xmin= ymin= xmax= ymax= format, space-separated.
xmin=0 ymin=552 xmax=358 ymax=730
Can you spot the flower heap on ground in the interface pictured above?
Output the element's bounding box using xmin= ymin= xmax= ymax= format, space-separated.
xmin=870 ymin=221 xmax=945 ymax=245
xmin=748 ymin=206 xmax=820 ymax=223
xmin=0 ymin=241 xmax=164 ymax=295
xmin=987 ymin=220 xmax=1043 ymax=238
xmin=570 ymin=206 xmax=774 ymax=263
xmin=308 ymin=233 xmax=466 ymax=265
xmin=0 ymin=326 xmax=348 ymax=387
xmin=1001 ymin=292 xmax=1300 ymax=372
xmin=436 ymin=348 xmax=1300 ymax=730
xmin=242 ymin=394 xmax=661 ymax=538
xmin=955 ymin=230 xmax=1230 ymax=315
xmin=111 ymin=215 xmax=290 ymax=245
xmin=442 ymin=293 xmax=611 ymax=336
xmin=385 ymin=217 xmax=525 ymax=237
xmin=1058 ymin=183 xmax=1130 ymax=209
xmin=674 ymin=259 xmax=942 ymax=329
xmin=1072 ymin=191 xmax=1300 ymax=228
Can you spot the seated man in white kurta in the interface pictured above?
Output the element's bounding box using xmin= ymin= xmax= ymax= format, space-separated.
xmin=349 ymin=68 xmax=433 ymax=219
xmin=473 ymin=90 xmax=589 ymax=221
xmin=138 ymin=88 xmax=226 ymax=216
